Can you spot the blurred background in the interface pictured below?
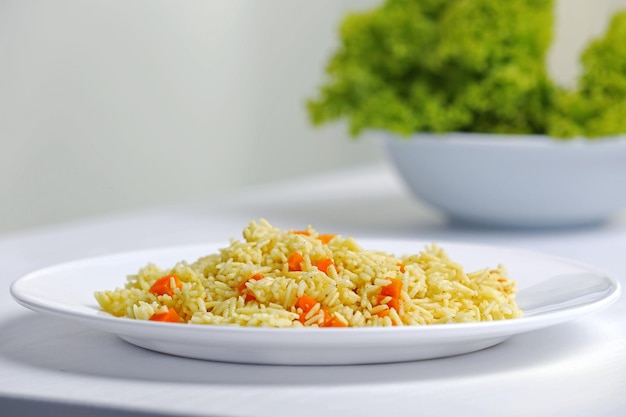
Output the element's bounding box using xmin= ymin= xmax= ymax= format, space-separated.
xmin=1 ymin=0 xmax=625 ymax=234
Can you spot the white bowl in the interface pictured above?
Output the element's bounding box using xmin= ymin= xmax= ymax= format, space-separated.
xmin=383 ymin=133 xmax=626 ymax=228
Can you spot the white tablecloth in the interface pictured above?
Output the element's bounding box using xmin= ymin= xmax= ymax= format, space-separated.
xmin=2 ymin=163 xmax=625 ymax=416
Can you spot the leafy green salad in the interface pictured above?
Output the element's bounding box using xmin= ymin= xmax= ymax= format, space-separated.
xmin=307 ymin=0 xmax=626 ymax=139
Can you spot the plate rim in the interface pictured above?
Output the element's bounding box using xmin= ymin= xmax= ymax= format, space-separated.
xmin=10 ymin=239 xmax=621 ymax=345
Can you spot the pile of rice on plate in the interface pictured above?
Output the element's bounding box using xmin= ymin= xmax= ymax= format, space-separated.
xmin=95 ymin=220 xmax=522 ymax=327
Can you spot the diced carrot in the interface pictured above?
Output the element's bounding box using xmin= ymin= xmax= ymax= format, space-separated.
xmin=318 ymin=234 xmax=336 ymax=244
xmin=298 ymin=307 xmax=329 ymax=325
xmin=298 ymin=312 xmax=308 ymax=324
xmin=397 ymin=263 xmax=406 ymax=273
xmin=296 ymin=294 xmax=318 ymax=312
xmin=293 ymin=230 xmax=310 ymax=236
xmin=298 ymin=308 xmax=328 ymax=327
xmin=238 ymin=273 xmax=264 ymax=302
xmin=375 ymin=308 xmax=398 ymax=325
xmin=298 ymin=308 xmax=348 ymax=327
xmin=375 ymin=280 xmax=403 ymax=323
xmin=323 ymin=314 xmax=348 ymax=327
xmin=320 ymin=308 xmax=330 ymax=325
xmin=237 ymin=273 xmax=264 ymax=292
xmin=381 ymin=278 xmax=403 ymax=298
xmin=314 ymin=258 xmax=334 ymax=274
xmin=387 ymin=297 xmax=401 ymax=311
xmin=375 ymin=309 xmax=391 ymax=318
xmin=149 ymin=307 xmax=180 ymax=323
xmin=149 ymin=274 xmax=182 ymax=296
xmin=376 ymin=293 xmax=401 ymax=311
xmin=288 ymin=252 xmax=304 ymax=272
xmin=295 ymin=294 xmax=348 ymax=327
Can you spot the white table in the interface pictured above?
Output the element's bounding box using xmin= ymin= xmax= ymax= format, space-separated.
xmin=2 ymin=163 xmax=625 ymax=417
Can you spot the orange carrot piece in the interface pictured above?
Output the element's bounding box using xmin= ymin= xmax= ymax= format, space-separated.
xmin=306 ymin=309 xmax=335 ymax=326
xmin=375 ymin=279 xmax=403 ymax=323
xmin=298 ymin=312 xmax=308 ymax=324
xmin=317 ymin=234 xmax=336 ymax=244
xmin=381 ymin=278 xmax=403 ymax=298
xmin=149 ymin=274 xmax=182 ymax=296
xmin=296 ymin=294 xmax=318 ymax=312
xmin=397 ymin=263 xmax=406 ymax=273
xmin=388 ymin=297 xmax=401 ymax=311
xmin=375 ymin=308 xmax=398 ymax=325
xmin=295 ymin=294 xmax=347 ymax=327
xmin=288 ymin=252 xmax=304 ymax=271
xmin=323 ymin=314 xmax=348 ymax=327
xmin=314 ymin=258 xmax=334 ymax=274
xmin=298 ymin=307 xmax=329 ymax=325
xmin=376 ymin=293 xmax=401 ymax=312
xmin=320 ymin=308 xmax=330 ymax=325
xmin=375 ymin=309 xmax=391 ymax=318
xmin=293 ymin=230 xmax=310 ymax=236
xmin=237 ymin=273 xmax=264 ymax=292
xmin=238 ymin=273 xmax=264 ymax=302
xmin=149 ymin=307 xmax=180 ymax=323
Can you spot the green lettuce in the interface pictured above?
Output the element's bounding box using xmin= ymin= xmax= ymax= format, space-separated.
xmin=549 ymin=11 xmax=626 ymax=138
xmin=307 ymin=0 xmax=626 ymax=139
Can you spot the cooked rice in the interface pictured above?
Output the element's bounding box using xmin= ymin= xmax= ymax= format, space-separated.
xmin=94 ymin=219 xmax=522 ymax=327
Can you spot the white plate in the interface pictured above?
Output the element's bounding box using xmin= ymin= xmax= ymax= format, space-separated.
xmin=10 ymin=240 xmax=621 ymax=365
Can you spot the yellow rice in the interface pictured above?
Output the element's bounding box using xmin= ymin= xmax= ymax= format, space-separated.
xmin=94 ymin=219 xmax=522 ymax=327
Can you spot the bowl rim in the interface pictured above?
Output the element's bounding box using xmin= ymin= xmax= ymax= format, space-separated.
xmin=371 ymin=131 xmax=626 ymax=149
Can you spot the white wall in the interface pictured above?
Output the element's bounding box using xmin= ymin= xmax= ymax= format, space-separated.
xmin=1 ymin=0 xmax=625 ymax=234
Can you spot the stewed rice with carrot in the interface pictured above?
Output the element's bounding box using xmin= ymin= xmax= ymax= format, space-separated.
xmin=94 ymin=220 xmax=522 ymax=327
